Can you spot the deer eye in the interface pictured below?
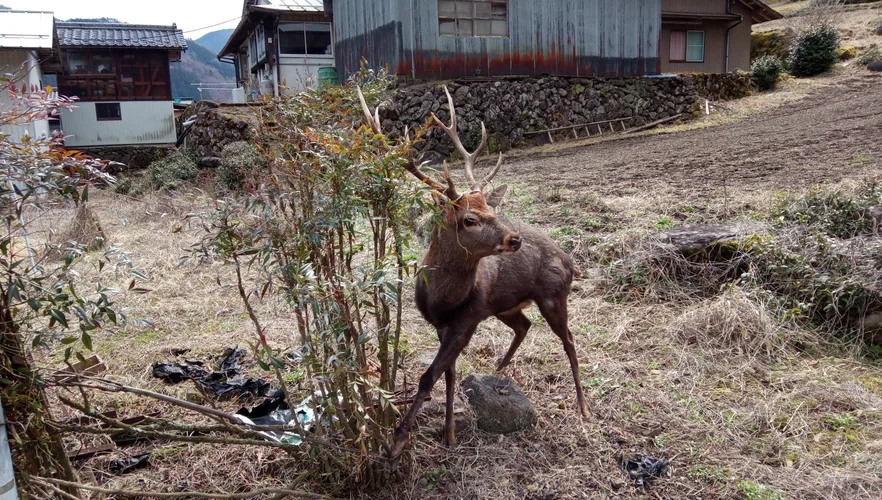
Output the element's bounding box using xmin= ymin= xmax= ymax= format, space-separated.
xmin=464 ymin=217 xmax=478 ymax=227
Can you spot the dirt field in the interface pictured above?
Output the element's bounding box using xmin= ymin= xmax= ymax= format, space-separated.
xmin=500 ymin=71 xmax=882 ymax=200
xmin=34 ymin=65 xmax=882 ymax=500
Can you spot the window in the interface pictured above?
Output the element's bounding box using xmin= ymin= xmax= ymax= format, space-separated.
xmin=670 ymin=30 xmax=705 ymax=62
xmin=279 ymin=22 xmax=333 ymax=56
xmin=96 ymin=102 xmax=121 ymax=121
xmin=59 ymin=49 xmax=171 ymax=101
xmin=249 ymin=25 xmax=267 ymax=65
xmin=438 ymin=0 xmax=509 ymax=38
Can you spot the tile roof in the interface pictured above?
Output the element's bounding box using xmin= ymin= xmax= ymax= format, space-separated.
xmin=56 ymin=22 xmax=187 ymax=50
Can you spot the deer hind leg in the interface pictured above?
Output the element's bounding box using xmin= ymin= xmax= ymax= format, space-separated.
xmin=443 ymin=362 xmax=457 ymax=446
xmin=495 ymin=310 xmax=532 ymax=372
xmin=538 ymin=298 xmax=591 ymax=416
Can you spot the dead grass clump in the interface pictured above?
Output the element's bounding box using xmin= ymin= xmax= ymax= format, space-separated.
xmin=668 ymin=286 xmax=818 ymax=360
xmin=49 ymin=204 xmax=107 ymax=259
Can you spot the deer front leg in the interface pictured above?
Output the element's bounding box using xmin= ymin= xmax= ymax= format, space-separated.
xmin=443 ymin=362 xmax=457 ymax=446
xmin=389 ymin=328 xmax=473 ymax=459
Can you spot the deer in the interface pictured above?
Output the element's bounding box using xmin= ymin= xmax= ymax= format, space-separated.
xmin=357 ymin=85 xmax=590 ymax=459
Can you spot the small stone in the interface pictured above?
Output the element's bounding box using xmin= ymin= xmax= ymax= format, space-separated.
xmin=868 ymin=61 xmax=882 ymax=72
xmin=461 ymin=374 xmax=536 ymax=434
xmin=200 ymin=156 xmax=221 ymax=168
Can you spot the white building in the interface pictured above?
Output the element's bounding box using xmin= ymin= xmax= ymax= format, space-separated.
xmin=52 ymin=22 xmax=187 ymax=147
xmin=219 ymin=0 xmax=336 ymax=99
xmin=0 ymin=9 xmax=55 ymax=142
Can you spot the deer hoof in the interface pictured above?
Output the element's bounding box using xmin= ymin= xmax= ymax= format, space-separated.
xmin=442 ymin=431 xmax=457 ymax=447
xmin=387 ymin=431 xmax=410 ymax=460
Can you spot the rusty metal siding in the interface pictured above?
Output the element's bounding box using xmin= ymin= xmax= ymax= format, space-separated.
xmin=333 ymin=0 xmax=661 ymax=80
xmin=662 ymin=0 xmax=728 ymax=14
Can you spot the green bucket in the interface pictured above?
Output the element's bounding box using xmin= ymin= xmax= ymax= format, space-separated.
xmin=317 ymin=67 xmax=338 ymax=88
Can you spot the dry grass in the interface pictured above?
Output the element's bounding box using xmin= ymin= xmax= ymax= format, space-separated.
xmin=28 ymin=169 xmax=882 ymax=499
xmin=26 ymin=75 xmax=882 ymax=498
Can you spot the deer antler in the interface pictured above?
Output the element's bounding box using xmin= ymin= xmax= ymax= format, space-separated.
xmin=357 ymin=86 xmax=457 ymax=200
xmin=431 ymin=85 xmax=504 ymax=193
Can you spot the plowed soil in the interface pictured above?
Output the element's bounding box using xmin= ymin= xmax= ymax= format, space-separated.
xmin=503 ymin=72 xmax=882 ymax=198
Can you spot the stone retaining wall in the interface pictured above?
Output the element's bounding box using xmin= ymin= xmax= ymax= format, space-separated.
xmin=78 ymin=146 xmax=172 ymax=172
xmin=181 ymin=101 xmax=257 ymax=166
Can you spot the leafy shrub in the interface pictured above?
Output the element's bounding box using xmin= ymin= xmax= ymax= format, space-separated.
xmin=788 ymin=22 xmax=841 ymax=77
xmin=751 ymin=31 xmax=791 ymax=68
xmin=751 ymin=55 xmax=784 ymax=91
xmin=216 ymin=141 xmax=265 ymax=192
xmin=145 ymin=150 xmax=199 ymax=190
xmin=193 ymin=68 xmax=431 ymax=486
xmin=770 ymin=184 xmax=882 ymax=238
xmin=856 ymin=45 xmax=881 ymax=65
xmin=739 ymin=481 xmax=787 ymax=500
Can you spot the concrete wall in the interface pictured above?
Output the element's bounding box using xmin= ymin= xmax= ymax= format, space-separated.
xmin=60 ymin=101 xmax=177 ymax=147
xmin=0 ymin=49 xmax=50 ymax=141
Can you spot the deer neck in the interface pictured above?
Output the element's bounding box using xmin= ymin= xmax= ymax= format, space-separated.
xmin=421 ymin=231 xmax=482 ymax=309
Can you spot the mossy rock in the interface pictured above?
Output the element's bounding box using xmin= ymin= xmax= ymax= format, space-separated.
xmin=752 ymin=30 xmax=791 ymax=69
xmin=839 ymin=46 xmax=858 ymax=61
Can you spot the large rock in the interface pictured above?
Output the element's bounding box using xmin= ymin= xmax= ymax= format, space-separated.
xmin=868 ymin=61 xmax=882 ymax=72
xmin=657 ymin=224 xmax=737 ymax=253
xmin=461 ymin=374 xmax=536 ymax=434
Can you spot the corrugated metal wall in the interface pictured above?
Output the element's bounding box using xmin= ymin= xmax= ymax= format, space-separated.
xmin=0 ymin=50 xmax=50 ymax=141
xmin=333 ymin=0 xmax=661 ymax=80
xmin=61 ymin=101 xmax=177 ymax=147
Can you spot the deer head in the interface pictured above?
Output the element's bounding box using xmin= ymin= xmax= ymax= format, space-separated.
xmin=357 ymin=85 xmax=520 ymax=257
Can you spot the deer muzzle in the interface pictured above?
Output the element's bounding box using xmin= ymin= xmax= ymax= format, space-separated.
xmin=497 ymin=234 xmax=521 ymax=253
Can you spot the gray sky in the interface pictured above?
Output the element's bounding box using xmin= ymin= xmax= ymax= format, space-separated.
xmin=2 ymin=0 xmax=244 ymax=40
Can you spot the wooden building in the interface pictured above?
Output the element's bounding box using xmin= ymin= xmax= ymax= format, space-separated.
xmin=221 ymin=0 xmax=781 ymax=90
xmin=660 ymin=0 xmax=781 ymax=74
xmin=329 ymin=0 xmax=662 ymax=81
xmin=218 ymin=0 xmax=334 ymax=98
xmin=47 ymin=21 xmax=187 ymax=147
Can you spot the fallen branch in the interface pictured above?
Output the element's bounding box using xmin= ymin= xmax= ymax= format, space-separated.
xmin=624 ymin=114 xmax=684 ymax=134
xmin=32 ymin=476 xmax=332 ymax=500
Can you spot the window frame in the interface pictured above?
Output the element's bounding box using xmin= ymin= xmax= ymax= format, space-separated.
xmin=95 ymin=102 xmax=122 ymax=121
xmin=685 ymin=30 xmax=705 ymax=63
xmin=438 ymin=0 xmax=510 ymax=39
xmin=670 ymin=29 xmax=706 ymax=63
xmin=58 ymin=49 xmax=171 ymax=102
xmin=278 ymin=22 xmax=334 ymax=58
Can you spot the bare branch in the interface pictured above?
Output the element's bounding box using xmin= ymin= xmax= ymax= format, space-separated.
xmin=32 ymin=476 xmax=331 ymax=500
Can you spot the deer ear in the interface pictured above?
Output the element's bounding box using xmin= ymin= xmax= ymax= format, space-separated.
xmin=485 ymin=185 xmax=508 ymax=208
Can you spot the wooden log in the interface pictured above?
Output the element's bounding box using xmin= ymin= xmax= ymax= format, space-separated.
xmin=624 ymin=114 xmax=684 ymax=134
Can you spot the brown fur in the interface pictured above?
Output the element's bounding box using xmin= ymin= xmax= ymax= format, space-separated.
xmin=391 ymin=189 xmax=589 ymax=458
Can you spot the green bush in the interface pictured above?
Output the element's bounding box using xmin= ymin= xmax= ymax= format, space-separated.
xmin=216 ymin=141 xmax=265 ymax=192
xmin=856 ymin=45 xmax=881 ymax=65
xmin=788 ymin=23 xmax=841 ymax=77
xmin=771 ymin=184 xmax=882 ymax=238
xmin=873 ymin=19 xmax=882 ymax=36
xmin=751 ymin=31 xmax=791 ymax=69
xmin=751 ymin=55 xmax=784 ymax=91
xmin=146 ymin=150 xmax=199 ymax=191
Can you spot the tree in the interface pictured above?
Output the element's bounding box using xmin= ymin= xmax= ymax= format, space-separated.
xmin=0 ymin=73 xmax=135 ymax=494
